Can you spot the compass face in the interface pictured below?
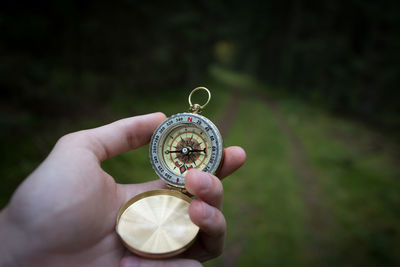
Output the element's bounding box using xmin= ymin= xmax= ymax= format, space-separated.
xmin=150 ymin=113 xmax=223 ymax=188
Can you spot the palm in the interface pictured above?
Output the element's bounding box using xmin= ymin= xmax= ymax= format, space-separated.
xmin=5 ymin=146 xmax=120 ymax=265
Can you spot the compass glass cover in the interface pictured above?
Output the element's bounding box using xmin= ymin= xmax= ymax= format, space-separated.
xmin=161 ymin=124 xmax=211 ymax=177
xmin=150 ymin=113 xmax=223 ymax=187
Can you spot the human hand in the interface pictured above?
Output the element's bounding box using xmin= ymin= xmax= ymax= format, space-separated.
xmin=0 ymin=112 xmax=246 ymax=267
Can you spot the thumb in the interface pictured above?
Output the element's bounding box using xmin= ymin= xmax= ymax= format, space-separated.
xmin=55 ymin=112 xmax=166 ymax=162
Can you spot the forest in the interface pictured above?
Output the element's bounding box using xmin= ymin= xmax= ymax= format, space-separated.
xmin=2 ymin=1 xmax=399 ymax=129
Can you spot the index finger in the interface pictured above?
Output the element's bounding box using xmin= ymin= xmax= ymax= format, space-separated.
xmin=217 ymin=146 xmax=246 ymax=179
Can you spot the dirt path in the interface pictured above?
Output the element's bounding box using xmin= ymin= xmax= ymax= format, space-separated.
xmin=216 ymin=90 xmax=241 ymax=139
xmin=217 ymin=88 xmax=332 ymax=266
xmin=259 ymin=94 xmax=332 ymax=264
xmin=215 ymin=90 xmax=243 ymax=267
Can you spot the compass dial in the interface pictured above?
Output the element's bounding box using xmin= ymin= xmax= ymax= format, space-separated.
xmin=150 ymin=113 xmax=223 ymax=188
xmin=163 ymin=126 xmax=210 ymax=176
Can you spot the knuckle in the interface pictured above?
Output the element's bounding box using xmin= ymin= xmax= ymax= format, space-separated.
xmin=204 ymin=210 xmax=226 ymax=235
xmin=56 ymin=131 xmax=91 ymax=148
xmin=211 ymin=176 xmax=224 ymax=197
xmin=56 ymin=132 xmax=80 ymax=146
xmin=216 ymin=216 xmax=227 ymax=236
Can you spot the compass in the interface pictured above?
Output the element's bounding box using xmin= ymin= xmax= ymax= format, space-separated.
xmin=150 ymin=112 xmax=223 ymax=188
xmin=116 ymin=87 xmax=223 ymax=258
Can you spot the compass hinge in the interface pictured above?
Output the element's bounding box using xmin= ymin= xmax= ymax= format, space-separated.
xmin=167 ymin=184 xmax=193 ymax=197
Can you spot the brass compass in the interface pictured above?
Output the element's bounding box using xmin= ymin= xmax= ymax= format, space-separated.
xmin=116 ymin=87 xmax=223 ymax=258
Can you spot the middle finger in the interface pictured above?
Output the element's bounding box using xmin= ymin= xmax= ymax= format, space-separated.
xmin=185 ymin=169 xmax=223 ymax=210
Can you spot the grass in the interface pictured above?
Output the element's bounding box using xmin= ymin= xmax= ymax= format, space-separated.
xmin=206 ymin=99 xmax=306 ymax=266
xmin=278 ymin=99 xmax=400 ymax=266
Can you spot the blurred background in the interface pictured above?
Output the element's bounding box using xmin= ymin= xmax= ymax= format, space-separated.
xmin=1 ymin=0 xmax=400 ymax=266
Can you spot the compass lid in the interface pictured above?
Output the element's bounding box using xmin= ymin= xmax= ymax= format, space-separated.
xmin=116 ymin=189 xmax=199 ymax=258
